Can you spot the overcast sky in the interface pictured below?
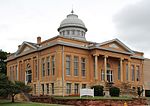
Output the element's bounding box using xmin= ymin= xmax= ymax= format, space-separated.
xmin=0 ymin=0 xmax=150 ymax=58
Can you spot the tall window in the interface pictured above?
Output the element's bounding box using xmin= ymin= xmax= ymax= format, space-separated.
xmin=10 ymin=66 xmax=13 ymax=80
xmin=66 ymin=83 xmax=71 ymax=94
xmin=74 ymin=56 xmax=78 ymax=76
xmin=26 ymin=70 xmax=32 ymax=83
xmin=51 ymin=83 xmax=54 ymax=94
xmin=136 ymin=66 xmax=140 ymax=81
xmin=126 ymin=64 xmax=128 ymax=81
xmin=41 ymin=84 xmax=44 ymax=95
xmin=118 ymin=63 xmax=121 ymax=80
xmin=81 ymin=58 xmax=86 ymax=77
xmin=42 ymin=58 xmax=45 ymax=77
xmin=66 ymin=55 xmax=71 ymax=75
xmin=101 ymin=70 xmax=104 ymax=81
xmin=46 ymin=83 xmax=49 ymax=94
xmin=12 ymin=66 xmax=14 ymax=80
xmin=34 ymin=84 xmax=36 ymax=94
xmin=94 ymin=60 xmax=95 ymax=78
xmin=107 ymin=70 xmax=113 ymax=82
xmin=34 ymin=60 xmax=38 ymax=78
xmin=52 ymin=56 xmax=55 ymax=75
xmin=47 ymin=57 xmax=50 ymax=76
xmin=131 ymin=65 xmax=135 ymax=81
xmin=16 ymin=65 xmax=18 ymax=80
xmin=74 ymin=83 xmax=79 ymax=94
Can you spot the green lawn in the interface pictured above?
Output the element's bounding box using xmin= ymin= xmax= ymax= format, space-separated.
xmin=0 ymin=99 xmax=68 ymax=106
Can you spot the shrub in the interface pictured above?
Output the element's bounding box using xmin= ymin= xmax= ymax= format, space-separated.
xmin=145 ymin=90 xmax=150 ymax=97
xmin=109 ymin=86 xmax=120 ymax=97
xmin=91 ymin=85 xmax=104 ymax=96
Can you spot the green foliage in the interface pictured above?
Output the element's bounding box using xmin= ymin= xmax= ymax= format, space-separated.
xmin=91 ymin=85 xmax=104 ymax=96
xmin=109 ymin=86 xmax=120 ymax=97
xmin=0 ymin=50 xmax=9 ymax=74
xmin=0 ymin=73 xmax=32 ymax=102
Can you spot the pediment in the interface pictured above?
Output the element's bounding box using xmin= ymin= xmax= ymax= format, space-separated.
xmin=16 ymin=42 xmax=37 ymax=55
xmin=97 ymin=39 xmax=134 ymax=54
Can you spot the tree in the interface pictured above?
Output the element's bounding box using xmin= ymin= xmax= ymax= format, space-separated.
xmin=0 ymin=73 xmax=32 ymax=102
xmin=0 ymin=50 xmax=10 ymax=74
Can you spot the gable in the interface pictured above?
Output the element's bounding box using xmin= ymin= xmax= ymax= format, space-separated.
xmin=97 ymin=39 xmax=134 ymax=54
xmin=100 ymin=42 xmax=129 ymax=52
xmin=16 ymin=42 xmax=37 ymax=55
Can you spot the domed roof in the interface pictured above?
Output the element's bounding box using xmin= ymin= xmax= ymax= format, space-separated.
xmin=58 ymin=11 xmax=87 ymax=31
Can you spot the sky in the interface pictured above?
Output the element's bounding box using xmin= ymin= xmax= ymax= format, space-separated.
xmin=0 ymin=0 xmax=150 ymax=58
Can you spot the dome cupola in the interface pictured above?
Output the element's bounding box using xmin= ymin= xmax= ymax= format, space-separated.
xmin=58 ymin=10 xmax=87 ymax=40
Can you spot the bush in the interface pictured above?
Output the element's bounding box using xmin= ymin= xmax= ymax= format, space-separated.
xmin=91 ymin=85 xmax=104 ymax=96
xmin=145 ymin=90 xmax=150 ymax=97
xmin=109 ymin=86 xmax=120 ymax=97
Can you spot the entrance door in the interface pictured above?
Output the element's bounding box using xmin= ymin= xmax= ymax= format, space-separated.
xmin=107 ymin=70 xmax=113 ymax=82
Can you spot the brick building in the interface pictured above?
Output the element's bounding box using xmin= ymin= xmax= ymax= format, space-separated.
xmin=6 ymin=11 xmax=144 ymax=96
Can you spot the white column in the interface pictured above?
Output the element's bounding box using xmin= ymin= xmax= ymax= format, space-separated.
xmin=104 ymin=56 xmax=107 ymax=81
xmin=128 ymin=60 xmax=131 ymax=82
xmin=94 ymin=55 xmax=98 ymax=79
xmin=120 ymin=58 xmax=123 ymax=82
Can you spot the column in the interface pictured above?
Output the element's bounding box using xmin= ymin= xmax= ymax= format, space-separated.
xmin=94 ymin=55 xmax=98 ymax=79
xmin=128 ymin=60 xmax=131 ymax=82
xmin=104 ymin=55 xmax=107 ymax=81
xmin=120 ymin=58 xmax=123 ymax=82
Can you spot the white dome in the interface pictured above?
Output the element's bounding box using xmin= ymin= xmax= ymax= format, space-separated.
xmin=58 ymin=11 xmax=87 ymax=41
xmin=58 ymin=13 xmax=87 ymax=32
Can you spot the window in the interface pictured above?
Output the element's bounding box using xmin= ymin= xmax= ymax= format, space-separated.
xmin=101 ymin=70 xmax=104 ymax=81
xmin=131 ymin=65 xmax=135 ymax=81
xmin=51 ymin=83 xmax=54 ymax=94
xmin=74 ymin=56 xmax=78 ymax=76
xmin=47 ymin=57 xmax=50 ymax=76
xmin=81 ymin=58 xmax=86 ymax=77
xmin=66 ymin=55 xmax=71 ymax=75
xmin=107 ymin=70 xmax=113 ymax=82
xmin=41 ymin=84 xmax=44 ymax=95
xmin=16 ymin=65 xmax=18 ymax=80
xmin=118 ymin=63 xmax=121 ymax=80
xmin=72 ymin=30 xmax=75 ymax=35
xmin=12 ymin=66 xmax=14 ymax=80
xmin=74 ymin=83 xmax=79 ymax=94
xmin=94 ymin=60 xmax=95 ymax=78
xmin=46 ymin=83 xmax=49 ymax=94
xmin=52 ymin=56 xmax=55 ymax=75
xmin=26 ymin=70 xmax=32 ymax=83
xmin=66 ymin=83 xmax=71 ymax=94
xmin=82 ymin=84 xmax=86 ymax=88
xmin=10 ymin=66 xmax=13 ymax=80
xmin=136 ymin=66 xmax=140 ymax=81
xmin=35 ymin=60 xmax=38 ymax=78
xmin=34 ymin=84 xmax=36 ymax=94
xmin=42 ymin=58 xmax=45 ymax=77
xmin=66 ymin=30 xmax=69 ymax=35
xmin=126 ymin=64 xmax=128 ymax=81
xmin=20 ymin=63 xmax=23 ymax=81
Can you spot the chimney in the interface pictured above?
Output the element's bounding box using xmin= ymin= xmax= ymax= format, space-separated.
xmin=37 ymin=36 xmax=41 ymax=44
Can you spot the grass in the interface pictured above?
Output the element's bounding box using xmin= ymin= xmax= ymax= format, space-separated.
xmin=53 ymin=96 xmax=133 ymax=100
xmin=0 ymin=99 xmax=68 ymax=106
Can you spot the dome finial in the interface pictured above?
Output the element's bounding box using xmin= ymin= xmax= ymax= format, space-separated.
xmin=71 ymin=9 xmax=74 ymax=14
xmin=71 ymin=5 xmax=74 ymax=14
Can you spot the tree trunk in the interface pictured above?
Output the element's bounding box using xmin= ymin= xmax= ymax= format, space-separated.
xmin=11 ymin=95 xmax=15 ymax=103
